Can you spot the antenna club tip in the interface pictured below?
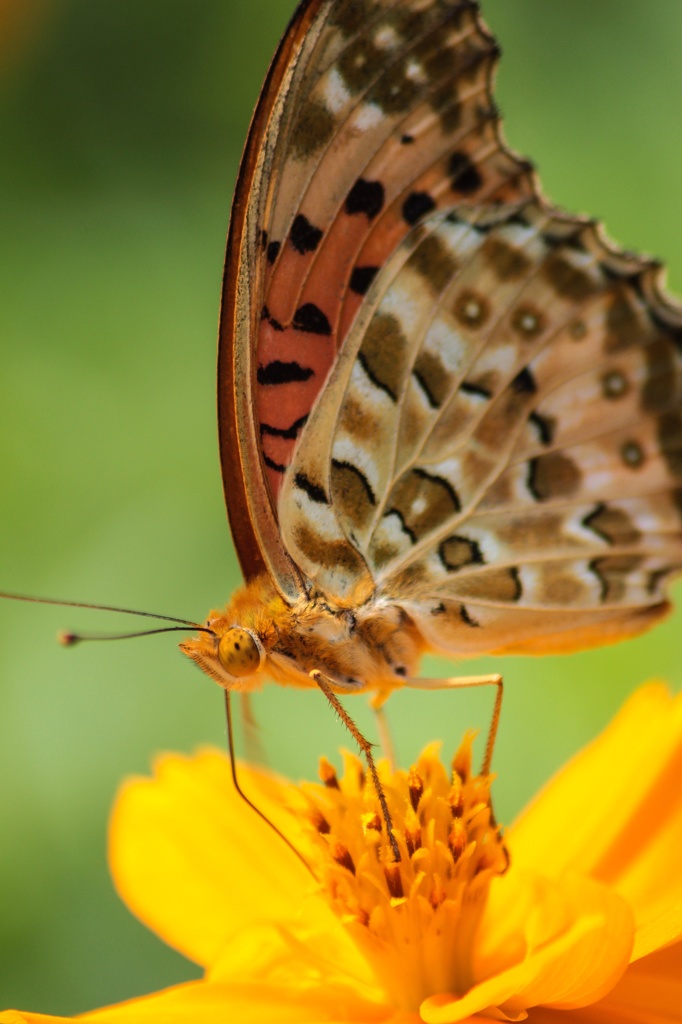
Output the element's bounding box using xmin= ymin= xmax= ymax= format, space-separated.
xmin=58 ymin=631 xmax=79 ymax=647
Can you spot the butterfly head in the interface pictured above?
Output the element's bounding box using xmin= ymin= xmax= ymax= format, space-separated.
xmin=180 ymin=610 xmax=267 ymax=691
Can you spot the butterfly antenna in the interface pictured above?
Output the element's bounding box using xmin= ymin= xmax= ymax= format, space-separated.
xmin=60 ymin=625 xmax=216 ymax=645
xmin=0 ymin=590 xmax=205 ymax=628
xmin=223 ymin=689 xmax=314 ymax=877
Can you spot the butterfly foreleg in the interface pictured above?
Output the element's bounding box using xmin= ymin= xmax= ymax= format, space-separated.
xmin=406 ymin=673 xmax=503 ymax=777
xmin=310 ymin=669 xmax=401 ymax=862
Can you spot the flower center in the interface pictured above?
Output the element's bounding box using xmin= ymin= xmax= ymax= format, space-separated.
xmin=300 ymin=736 xmax=508 ymax=1012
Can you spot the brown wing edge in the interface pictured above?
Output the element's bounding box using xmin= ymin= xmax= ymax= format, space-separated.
xmin=217 ymin=0 xmax=328 ymax=599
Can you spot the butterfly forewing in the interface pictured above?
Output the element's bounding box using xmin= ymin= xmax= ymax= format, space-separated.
xmin=220 ymin=0 xmax=534 ymax=594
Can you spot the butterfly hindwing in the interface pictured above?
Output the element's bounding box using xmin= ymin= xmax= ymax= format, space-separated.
xmin=280 ymin=198 xmax=682 ymax=653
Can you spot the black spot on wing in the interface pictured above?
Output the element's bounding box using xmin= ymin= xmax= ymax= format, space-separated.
xmin=414 ymin=467 xmax=461 ymax=514
xmin=263 ymin=453 xmax=287 ymax=473
xmin=438 ymin=535 xmax=485 ymax=572
xmin=290 ymin=214 xmax=323 ymax=254
xmin=345 ymin=179 xmax=385 ymax=220
xmin=260 ymin=413 xmax=309 ymax=440
xmin=412 ymin=368 xmax=440 ymax=409
xmin=358 ymin=351 xmax=397 ymax=402
xmin=331 ymin=459 xmax=376 ymax=506
xmin=267 ymin=240 xmax=281 ymax=264
xmin=350 ymin=265 xmax=379 ymax=296
xmin=257 ymin=361 xmax=314 ymax=386
xmin=589 ymin=554 xmax=642 ymax=603
xmin=460 ymin=380 xmax=492 ymax=400
xmin=527 ymin=452 xmax=581 ymax=502
xmin=582 ymin=503 xmax=641 ymax=546
xmin=293 ymin=303 xmax=332 ymax=336
xmin=262 ymin=305 xmax=284 ymax=331
xmin=460 ymin=604 xmax=481 ymax=628
xmin=509 ymin=566 xmax=522 ymax=602
xmin=448 ymin=151 xmax=483 ymax=195
xmin=529 ymin=411 xmax=555 ymax=445
xmin=294 ymin=471 xmax=329 ymax=505
xmin=384 ymin=507 xmax=417 ymax=545
xmin=647 ymin=566 xmax=673 ymax=596
xmin=402 ymin=191 xmax=436 ymax=226
xmin=511 ymin=367 xmax=537 ymax=394
xmin=401 ymin=133 xmax=415 ymax=145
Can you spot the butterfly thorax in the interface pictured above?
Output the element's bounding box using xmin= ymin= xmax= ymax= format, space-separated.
xmin=180 ymin=575 xmax=425 ymax=694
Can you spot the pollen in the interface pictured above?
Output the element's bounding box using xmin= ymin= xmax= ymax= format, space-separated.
xmin=300 ymin=737 xmax=509 ymax=1012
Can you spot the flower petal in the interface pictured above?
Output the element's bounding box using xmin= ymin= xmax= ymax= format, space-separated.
xmin=4 ymin=975 xmax=403 ymax=1024
xmin=208 ymin=920 xmax=382 ymax=1000
xmin=419 ymin=874 xmax=633 ymax=1023
xmin=527 ymin=940 xmax=682 ymax=1024
xmin=596 ymin=940 xmax=682 ymax=1022
xmin=108 ymin=749 xmax=336 ymax=966
xmin=2 ymin=977 xmax=397 ymax=1024
xmin=509 ymin=684 xmax=682 ymax=958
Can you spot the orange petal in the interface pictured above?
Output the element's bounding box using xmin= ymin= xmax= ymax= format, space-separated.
xmin=3 ymin=979 xmax=397 ymax=1024
xmin=208 ymin=920 xmax=382 ymax=1000
xmin=108 ymin=749 xmax=336 ymax=967
xmin=2 ymin=1016 xmax=69 ymax=1024
xmin=528 ymin=941 xmax=682 ymax=1024
xmin=420 ymin=874 xmax=633 ymax=1023
xmin=509 ymin=684 xmax=682 ymax=957
xmin=594 ymin=940 xmax=682 ymax=1022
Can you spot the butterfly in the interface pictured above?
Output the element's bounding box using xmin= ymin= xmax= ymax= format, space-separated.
xmin=181 ymin=0 xmax=682 ymax=724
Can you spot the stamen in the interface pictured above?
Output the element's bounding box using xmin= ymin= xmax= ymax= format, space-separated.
xmin=430 ymin=878 xmax=446 ymax=909
xmin=319 ymin=757 xmax=340 ymax=789
xmin=384 ymin=861 xmax=404 ymax=900
xmin=448 ymin=818 xmax=467 ymax=860
xmin=404 ymin=808 xmax=421 ymax=855
xmin=309 ymin=807 xmax=331 ymax=834
xmin=449 ymin=773 xmax=464 ymax=817
xmin=362 ymin=812 xmax=382 ymax=834
xmin=408 ymin=766 xmax=424 ymax=811
xmin=332 ymin=841 xmax=355 ymax=874
xmin=453 ymin=738 xmax=471 ymax=782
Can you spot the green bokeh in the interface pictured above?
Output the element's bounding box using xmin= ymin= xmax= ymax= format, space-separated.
xmin=1 ymin=0 xmax=681 ymax=1013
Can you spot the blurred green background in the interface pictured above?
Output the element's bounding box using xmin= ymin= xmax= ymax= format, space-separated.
xmin=1 ymin=0 xmax=681 ymax=1013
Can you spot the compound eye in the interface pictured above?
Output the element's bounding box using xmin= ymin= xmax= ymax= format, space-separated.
xmin=217 ymin=627 xmax=262 ymax=678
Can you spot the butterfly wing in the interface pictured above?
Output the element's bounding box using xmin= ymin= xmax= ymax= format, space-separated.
xmin=219 ymin=0 xmax=533 ymax=599
xmin=280 ymin=199 xmax=682 ymax=653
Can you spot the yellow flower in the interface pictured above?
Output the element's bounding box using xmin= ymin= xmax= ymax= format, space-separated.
xmin=3 ymin=683 xmax=682 ymax=1023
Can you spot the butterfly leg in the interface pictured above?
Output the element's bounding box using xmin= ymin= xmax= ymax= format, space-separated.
xmin=407 ymin=673 xmax=503 ymax=777
xmin=369 ymin=689 xmax=397 ymax=772
xmin=310 ymin=670 xmax=401 ymax=862
xmin=239 ymin=691 xmax=267 ymax=766
xmin=223 ymin=690 xmax=313 ymax=875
